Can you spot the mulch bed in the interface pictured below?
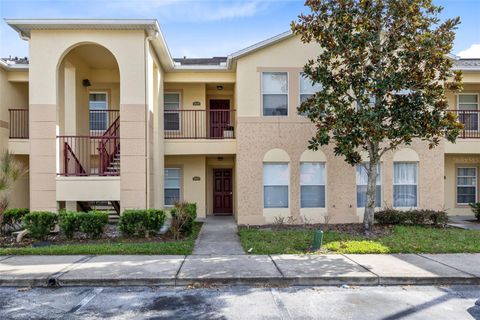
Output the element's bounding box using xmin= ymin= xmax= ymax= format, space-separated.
xmin=240 ymin=223 xmax=395 ymax=237
xmin=0 ymin=223 xmax=185 ymax=248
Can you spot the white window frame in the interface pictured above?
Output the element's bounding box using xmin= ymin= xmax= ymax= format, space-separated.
xmin=164 ymin=92 xmax=182 ymax=132
xmin=393 ymin=162 xmax=419 ymax=209
xmin=164 ymin=167 xmax=182 ymax=207
xmin=356 ymin=163 xmax=382 ymax=208
xmin=457 ymin=93 xmax=480 ymax=131
xmin=456 ymin=166 xmax=477 ymax=205
xmin=300 ymin=162 xmax=326 ymax=208
xmin=261 ymin=72 xmax=289 ymax=117
xmin=263 ymin=162 xmax=290 ymax=209
xmin=89 ymin=91 xmax=109 ymax=134
xmin=298 ymin=72 xmax=321 ymax=106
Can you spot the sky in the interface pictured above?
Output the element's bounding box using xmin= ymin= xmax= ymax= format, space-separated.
xmin=0 ymin=0 xmax=479 ymax=59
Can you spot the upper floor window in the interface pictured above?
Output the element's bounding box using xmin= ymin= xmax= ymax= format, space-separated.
xmin=393 ymin=162 xmax=418 ymax=208
xmin=458 ymin=94 xmax=479 ymax=131
xmin=164 ymin=93 xmax=181 ymax=131
xmin=356 ymin=164 xmax=382 ymax=208
xmin=263 ymin=163 xmax=289 ymax=208
xmin=89 ymin=92 xmax=108 ymax=131
xmin=457 ymin=167 xmax=477 ymax=205
xmin=300 ymin=162 xmax=326 ymax=208
xmin=299 ymin=72 xmax=322 ymax=103
xmin=262 ymin=72 xmax=288 ymax=116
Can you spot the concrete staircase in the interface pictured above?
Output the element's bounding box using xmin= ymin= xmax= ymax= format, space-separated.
xmin=78 ymin=201 xmax=120 ymax=223
xmin=105 ymin=152 xmax=120 ymax=175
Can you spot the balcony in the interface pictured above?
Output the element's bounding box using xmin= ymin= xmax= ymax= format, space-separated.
xmin=164 ymin=109 xmax=236 ymax=139
xmin=451 ymin=110 xmax=480 ymax=139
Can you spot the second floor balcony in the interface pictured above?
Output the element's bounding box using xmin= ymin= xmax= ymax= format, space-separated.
xmin=451 ymin=109 xmax=480 ymax=139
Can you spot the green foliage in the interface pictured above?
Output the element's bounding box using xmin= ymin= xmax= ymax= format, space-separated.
xmin=374 ymin=209 xmax=448 ymax=226
xmin=291 ymin=0 xmax=462 ymax=230
xmin=119 ymin=209 xmax=166 ymax=237
xmin=22 ymin=211 xmax=58 ymax=241
xmin=170 ymin=202 xmax=197 ymax=239
xmin=59 ymin=211 xmax=81 ymax=240
xmin=239 ymin=225 xmax=480 ymax=254
xmin=78 ymin=211 xmax=108 ymax=239
xmin=469 ymin=203 xmax=480 ymax=221
xmin=2 ymin=208 xmax=29 ymax=233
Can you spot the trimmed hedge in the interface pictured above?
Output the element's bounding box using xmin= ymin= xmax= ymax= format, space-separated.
xmin=22 ymin=211 xmax=58 ymax=240
xmin=375 ymin=209 xmax=448 ymax=226
xmin=59 ymin=211 xmax=109 ymax=239
xmin=2 ymin=208 xmax=29 ymax=233
xmin=170 ymin=202 xmax=197 ymax=239
xmin=119 ymin=209 xmax=166 ymax=237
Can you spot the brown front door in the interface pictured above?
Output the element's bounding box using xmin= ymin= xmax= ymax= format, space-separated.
xmin=209 ymin=99 xmax=230 ymax=138
xmin=213 ymin=168 xmax=233 ymax=215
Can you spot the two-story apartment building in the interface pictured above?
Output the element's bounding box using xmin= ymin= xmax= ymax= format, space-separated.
xmin=1 ymin=19 xmax=479 ymax=225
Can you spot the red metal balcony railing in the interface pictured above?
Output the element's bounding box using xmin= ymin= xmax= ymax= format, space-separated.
xmin=451 ymin=110 xmax=480 ymax=139
xmin=9 ymin=109 xmax=29 ymax=139
xmin=164 ymin=109 xmax=236 ymax=139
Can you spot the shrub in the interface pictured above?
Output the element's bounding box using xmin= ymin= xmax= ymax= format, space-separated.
xmin=79 ymin=211 xmax=108 ymax=239
xmin=469 ymin=203 xmax=480 ymax=221
xmin=59 ymin=211 xmax=81 ymax=240
xmin=22 ymin=211 xmax=58 ymax=240
xmin=119 ymin=209 xmax=166 ymax=237
xmin=375 ymin=209 xmax=448 ymax=226
xmin=170 ymin=202 xmax=197 ymax=239
xmin=2 ymin=208 xmax=29 ymax=233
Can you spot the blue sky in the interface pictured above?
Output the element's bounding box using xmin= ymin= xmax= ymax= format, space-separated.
xmin=0 ymin=0 xmax=479 ymax=59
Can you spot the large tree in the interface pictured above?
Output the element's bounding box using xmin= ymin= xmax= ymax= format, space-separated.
xmin=292 ymin=0 xmax=463 ymax=232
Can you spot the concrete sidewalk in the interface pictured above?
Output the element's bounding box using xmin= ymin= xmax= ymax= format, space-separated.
xmin=0 ymin=253 xmax=479 ymax=287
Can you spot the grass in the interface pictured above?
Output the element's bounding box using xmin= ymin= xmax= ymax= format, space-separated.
xmin=0 ymin=223 xmax=202 ymax=255
xmin=239 ymin=225 xmax=480 ymax=254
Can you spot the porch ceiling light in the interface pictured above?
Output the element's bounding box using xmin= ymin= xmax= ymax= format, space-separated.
xmin=216 ymin=85 xmax=223 ymax=90
xmin=82 ymin=79 xmax=92 ymax=87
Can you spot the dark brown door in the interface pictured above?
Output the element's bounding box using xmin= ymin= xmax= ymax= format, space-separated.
xmin=213 ymin=168 xmax=233 ymax=215
xmin=209 ymin=99 xmax=230 ymax=138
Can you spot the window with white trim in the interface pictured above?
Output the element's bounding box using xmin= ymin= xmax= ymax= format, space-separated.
xmin=164 ymin=168 xmax=181 ymax=206
xmin=300 ymin=162 xmax=325 ymax=208
xmin=262 ymin=72 xmax=288 ymax=116
xmin=164 ymin=93 xmax=181 ymax=131
xmin=299 ymin=72 xmax=322 ymax=103
xmin=356 ymin=164 xmax=381 ymax=208
xmin=458 ymin=94 xmax=479 ymax=131
xmin=457 ymin=167 xmax=477 ymax=205
xmin=263 ymin=163 xmax=289 ymax=208
xmin=393 ymin=162 xmax=418 ymax=207
xmin=89 ymin=92 xmax=108 ymax=131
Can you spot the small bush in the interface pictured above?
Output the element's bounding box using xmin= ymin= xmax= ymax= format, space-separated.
xmin=170 ymin=202 xmax=197 ymax=239
xmin=22 ymin=211 xmax=58 ymax=240
xmin=79 ymin=211 xmax=108 ymax=239
xmin=375 ymin=209 xmax=448 ymax=226
xmin=59 ymin=211 xmax=81 ymax=240
xmin=469 ymin=203 xmax=480 ymax=221
xmin=119 ymin=209 xmax=166 ymax=237
xmin=2 ymin=208 xmax=29 ymax=233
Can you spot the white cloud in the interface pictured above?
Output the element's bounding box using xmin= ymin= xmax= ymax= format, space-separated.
xmin=457 ymin=44 xmax=480 ymax=58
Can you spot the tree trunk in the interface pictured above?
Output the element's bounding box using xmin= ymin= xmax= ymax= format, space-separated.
xmin=363 ymin=158 xmax=379 ymax=233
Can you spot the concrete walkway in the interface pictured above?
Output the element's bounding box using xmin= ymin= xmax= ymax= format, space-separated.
xmin=192 ymin=216 xmax=245 ymax=255
xmin=0 ymin=253 xmax=480 ymax=287
xmin=448 ymin=215 xmax=480 ymax=230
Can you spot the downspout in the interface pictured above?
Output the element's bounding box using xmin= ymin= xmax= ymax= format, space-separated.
xmin=144 ymin=33 xmax=157 ymax=209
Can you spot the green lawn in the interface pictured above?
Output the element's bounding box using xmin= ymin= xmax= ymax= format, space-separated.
xmin=0 ymin=223 xmax=202 ymax=255
xmin=239 ymin=225 xmax=480 ymax=254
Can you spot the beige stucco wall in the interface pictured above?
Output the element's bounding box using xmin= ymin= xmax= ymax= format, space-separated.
xmin=8 ymin=155 xmax=29 ymax=209
xmin=165 ymin=155 xmax=207 ymax=218
xmin=235 ymin=35 xmax=445 ymax=225
xmin=28 ymin=29 xmax=149 ymax=212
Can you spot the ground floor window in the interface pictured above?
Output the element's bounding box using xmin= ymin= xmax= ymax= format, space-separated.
xmin=263 ymin=163 xmax=289 ymax=208
xmin=356 ymin=164 xmax=381 ymax=208
xmin=393 ymin=162 xmax=418 ymax=207
xmin=457 ymin=167 xmax=477 ymax=205
xmin=164 ymin=168 xmax=181 ymax=206
xmin=300 ymin=162 xmax=325 ymax=208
